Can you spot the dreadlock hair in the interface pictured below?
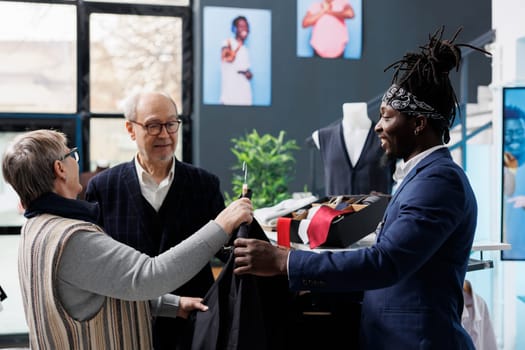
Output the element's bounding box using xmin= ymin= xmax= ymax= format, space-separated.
xmin=384 ymin=26 xmax=490 ymax=143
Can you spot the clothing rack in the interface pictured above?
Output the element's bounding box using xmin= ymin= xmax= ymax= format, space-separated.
xmin=467 ymin=258 xmax=493 ymax=272
xmin=467 ymin=242 xmax=511 ymax=272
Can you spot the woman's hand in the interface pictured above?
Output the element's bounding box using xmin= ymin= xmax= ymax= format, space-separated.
xmin=214 ymin=198 xmax=253 ymax=235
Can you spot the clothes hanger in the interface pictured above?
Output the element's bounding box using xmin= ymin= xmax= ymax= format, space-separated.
xmin=463 ymin=279 xmax=472 ymax=296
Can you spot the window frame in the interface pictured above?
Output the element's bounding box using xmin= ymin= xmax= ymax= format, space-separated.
xmin=78 ymin=1 xmax=193 ymax=170
xmin=0 ymin=0 xmax=194 ymax=174
xmin=0 ymin=1 xmax=193 ymax=345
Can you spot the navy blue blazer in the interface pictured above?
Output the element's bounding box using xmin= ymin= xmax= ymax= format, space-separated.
xmin=85 ymin=158 xmax=225 ymax=349
xmin=288 ymin=148 xmax=477 ymax=349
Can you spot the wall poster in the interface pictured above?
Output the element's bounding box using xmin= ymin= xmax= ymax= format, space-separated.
xmin=202 ymin=6 xmax=271 ymax=107
xmin=502 ymin=87 xmax=525 ymax=260
xmin=297 ymin=0 xmax=362 ymax=59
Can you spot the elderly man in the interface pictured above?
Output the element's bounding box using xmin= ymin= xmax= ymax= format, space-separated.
xmin=86 ymin=91 xmax=226 ymax=349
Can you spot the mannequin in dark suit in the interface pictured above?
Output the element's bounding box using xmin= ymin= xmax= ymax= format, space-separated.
xmin=312 ymin=102 xmax=395 ymax=196
xmin=233 ymin=27 xmax=489 ymax=349
xmin=85 ymin=91 xmax=225 ymax=350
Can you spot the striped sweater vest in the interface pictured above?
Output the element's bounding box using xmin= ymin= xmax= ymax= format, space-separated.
xmin=18 ymin=214 xmax=153 ymax=350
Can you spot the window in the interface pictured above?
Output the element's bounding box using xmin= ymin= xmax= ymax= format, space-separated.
xmin=0 ymin=2 xmax=76 ymax=113
xmin=90 ymin=13 xmax=183 ymax=114
xmin=0 ymin=2 xmax=192 ymax=344
xmin=0 ymin=0 xmax=193 ymax=174
xmin=80 ymin=1 xmax=192 ymax=171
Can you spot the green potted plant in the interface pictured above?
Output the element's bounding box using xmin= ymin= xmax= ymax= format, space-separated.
xmin=225 ymin=129 xmax=300 ymax=209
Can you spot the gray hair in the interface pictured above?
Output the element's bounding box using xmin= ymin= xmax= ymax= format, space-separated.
xmin=121 ymin=91 xmax=178 ymax=122
xmin=2 ymin=129 xmax=67 ymax=208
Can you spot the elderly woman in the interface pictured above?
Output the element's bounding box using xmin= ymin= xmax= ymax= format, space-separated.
xmin=2 ymin=129 xmax=253 ymax=350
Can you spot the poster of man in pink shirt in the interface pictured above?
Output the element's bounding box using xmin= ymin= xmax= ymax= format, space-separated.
xmin=297 ymin=0 xmax=362 ymax=59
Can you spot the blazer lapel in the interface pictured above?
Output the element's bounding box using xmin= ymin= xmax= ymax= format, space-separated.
xmin=388 ymin=148 xmax=450 ymax=205
xmin=122 ymin=160 xmax=147 ymax=218
xmin=159 ymin=159 xmax=185 ymax=214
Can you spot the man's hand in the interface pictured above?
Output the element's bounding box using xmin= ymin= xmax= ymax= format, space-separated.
xmin=233 ymin=238 xmax=289 ymax=277
xmin=176 ymin=297 xmax=208 ymax=319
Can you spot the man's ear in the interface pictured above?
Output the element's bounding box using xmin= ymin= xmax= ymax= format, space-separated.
xmin=125 ymin=120 xmax=136 ymax=141
xmin=414 ymin=115 xmax=428 ymax=133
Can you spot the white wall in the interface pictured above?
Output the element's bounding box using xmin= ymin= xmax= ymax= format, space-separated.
xmin=492 ymin=0 xmax=525 ymax=86
xmin=491 ymin=2 xmax=525 ymax=349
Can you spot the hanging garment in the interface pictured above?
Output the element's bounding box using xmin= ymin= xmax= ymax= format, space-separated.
xmin=190 ymin=219 xmax=295 ymax=350
xmin=462 ymin=280 xmax=498 ymax=350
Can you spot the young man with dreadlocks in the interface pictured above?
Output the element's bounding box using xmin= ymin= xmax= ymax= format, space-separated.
xmin=232 ymin=27 xmax=489 ymax=349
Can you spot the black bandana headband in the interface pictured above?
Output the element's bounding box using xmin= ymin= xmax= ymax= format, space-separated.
xmin=382 ymin=84 xmax=449 ymax=126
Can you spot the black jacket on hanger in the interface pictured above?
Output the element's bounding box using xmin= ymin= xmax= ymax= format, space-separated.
xmin=189 ymin=218 xmax=295 ymax=350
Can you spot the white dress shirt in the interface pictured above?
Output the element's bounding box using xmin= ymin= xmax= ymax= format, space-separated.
xmin=134 ymin=155 xmax=175 ymax=212
xmin=392 ymin=144 xmax=447 ymax=191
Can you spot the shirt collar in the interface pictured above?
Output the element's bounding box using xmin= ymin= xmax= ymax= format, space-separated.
xmin=134 ymin=154 xmax=175 ymax=186
xmin=393 ymin=145 xmax=447 ymax=184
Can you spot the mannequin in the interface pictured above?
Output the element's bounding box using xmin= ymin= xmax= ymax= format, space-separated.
xmin=312 ymin=102 xmax=395 ymax=196
xmin=313 ymin=103 xmax=370 ymax=165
